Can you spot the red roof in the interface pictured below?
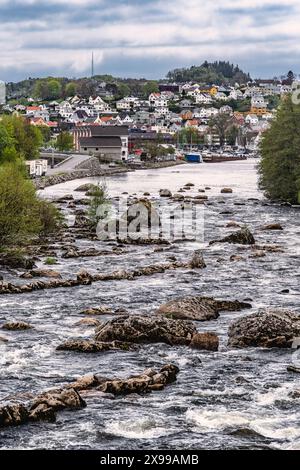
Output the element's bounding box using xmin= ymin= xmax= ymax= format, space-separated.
xmin=27 ymin=106 xmax=41 ymax=111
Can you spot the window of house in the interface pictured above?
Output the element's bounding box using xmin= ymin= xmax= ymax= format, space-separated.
xmin=84 ymin=148 xmax=87 ymax=151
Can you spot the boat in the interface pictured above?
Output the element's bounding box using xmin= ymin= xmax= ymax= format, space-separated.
xmin=184 ymin=152 xmax=203 ymax=163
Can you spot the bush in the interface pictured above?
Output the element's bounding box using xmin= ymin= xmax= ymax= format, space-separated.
xmin=44 ymin=257 xmax=58 ymax=265
xmin=88 ymin=182 xmax=110 ymax=228
xmin=0 ymin=162 xmax=64 ymax=248
xmin=0 ymin=163 xmax=41 ymax=247
xmin=36 ymin=199 xmax=64 ymax=237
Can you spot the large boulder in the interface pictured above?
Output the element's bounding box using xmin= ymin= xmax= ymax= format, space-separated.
xmin=228 ymin=309 xmax=300 ymax=348
xmin=210 ymin=227 xmax=255 ymax=245
xmin=157 ymin=296 xmax=251 ymax=322
xmin=95 ymin=315 xmax=197 ymax=346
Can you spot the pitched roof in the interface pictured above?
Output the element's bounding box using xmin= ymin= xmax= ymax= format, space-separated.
xmin=79 ymin=136 xmax=122 ymax=148
xmin=90 ymin=125 xmax=129 ymax=137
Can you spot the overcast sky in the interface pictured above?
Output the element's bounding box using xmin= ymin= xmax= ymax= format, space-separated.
xmin=0 ymin=0 xmax=299 ymax=82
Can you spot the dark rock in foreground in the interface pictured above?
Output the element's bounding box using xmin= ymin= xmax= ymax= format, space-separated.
xmin=210 ymin=227 xmax=255 ymax=245
xmin=0 ymin=364 xmax=179 ymax=427
xmin=228 ymin=309 xmax=300 ymax=348
xmin=28 ymin=389 xmax=86 ymax=423
xmin=95 ymin=315 xmax=197 ymax=346
xmin=157 ymin=296 xmax=251 ymax=321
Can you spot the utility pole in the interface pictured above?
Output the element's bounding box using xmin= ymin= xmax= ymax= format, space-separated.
xmin=91 ymin=52 xmax=94 ymax=78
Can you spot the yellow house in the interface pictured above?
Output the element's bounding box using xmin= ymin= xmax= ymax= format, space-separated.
xmin=199 ymin=86 xmax=218 ymax=96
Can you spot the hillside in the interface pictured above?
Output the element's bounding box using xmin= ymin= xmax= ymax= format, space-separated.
xmin=166 ymin=61 xmax=251 ymax=85
xmin=5 ymin=61 xmax=251 ymax=102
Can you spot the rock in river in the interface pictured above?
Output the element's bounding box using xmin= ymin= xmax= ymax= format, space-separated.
xmin=95 ymin=315 xmax=197 ymax=346
xmin=261 ymin=223 xmax=283 ymax=231
xmin=210 ymin=227 xmax=255 ymax=245
xmin=80 ymin=306 xmax=114 ymax=316
xmin=190 ymin=332 xmax=219 ymax=351
xmin=159 ymin=189 xmax=172 ymax=197
xmin=97 ymin=364 xmax=180 ymax=395
xmin=56 ymin=339 xmax=136 ymax=353
xmin=20 ymin=269 xmax=62 ymax=279
xmin=0 ymin=404 xmax=29 ymax=427
xmin=29 ymin=388 xmax=86 ymax=423
xmin=157 ymin=296 xmax=251 ymax=321
xmin=228 ymin=309 xmax=300 ymax=348
xmin=221 ymin=188 xmax=233 ymax=194
xmin=1 ymin=322 xmax=32 ymax=331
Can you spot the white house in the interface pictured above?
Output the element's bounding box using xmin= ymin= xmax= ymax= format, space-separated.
xmin=149 ymin=93 xmax=168 ymax=108
xmin=116 ymin=99 xmax=131 ymax=111
xmin=195 ymin=93 xmax=212 ymax=105
xmin=26 ymin=105 xmax=50 ymax=122
xmin=58 ymin=101 xmax=73 ymax=119
xmin=245 ymin=114 xmax=259 ymax=125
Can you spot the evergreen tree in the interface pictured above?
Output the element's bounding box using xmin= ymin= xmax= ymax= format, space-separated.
xmin=259 ymin=95 xmax=300 ymax=203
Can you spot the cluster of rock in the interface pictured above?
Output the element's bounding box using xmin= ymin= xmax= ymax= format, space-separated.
xmin=61 ymin=247 xmax=123 ymax=259
xmin=0 ymin=364 xmax=179 ymax=428
xmin=0 ymin=252 xmax=206 ymax=296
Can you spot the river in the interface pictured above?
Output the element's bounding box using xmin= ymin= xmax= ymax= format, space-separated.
xmin=1 ymin=159 xmax=300 ymax=450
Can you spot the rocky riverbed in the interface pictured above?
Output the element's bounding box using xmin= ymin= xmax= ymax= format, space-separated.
xmin=0 ymin=159 xmax=300 ymax=450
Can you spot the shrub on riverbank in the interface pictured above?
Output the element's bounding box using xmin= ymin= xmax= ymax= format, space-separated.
xmin=88 ymin=182 xmax=110 ymax=228
xmin=0 ymin=162 xmax=62 ymax=248
xmin=259 ymin=95 xmax=300 ymax=204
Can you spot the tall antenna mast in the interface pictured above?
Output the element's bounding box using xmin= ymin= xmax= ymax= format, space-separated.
xmin=91 ymin=51 xmax=94 ymax=77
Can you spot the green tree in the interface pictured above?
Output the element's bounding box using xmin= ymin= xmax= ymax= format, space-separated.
xmin=177 ymin=128 xmax=204 ymax=145
xmin=143 ymin=81 xmax=159 ymax=97
xmin=0 ymin=162 xmax=41 ymax=246
xmin=55 ymin=131 xmax=74 ymax=152
xmin=34 ymin=80 xmax=50 ymax=100
xmin=47 ymin=80 xmax=62 ymax=100
xmin=38 ymin=126 xmax=51 ymax=145
xmin=259 ymin=95 xmax=300 ymax=203
xmin=117 ymin=83 xmax=131 ymax=99
xmin=0 ymin=116 xmax=42 ymax=161
xmin=65 ymin=82 xmax=77 ymax=97
xmin=209 ymin=113 xmax=234 ymax=148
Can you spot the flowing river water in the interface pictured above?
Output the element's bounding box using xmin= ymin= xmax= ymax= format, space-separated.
xmin=0 ymin=159 xmax=300 ymax=450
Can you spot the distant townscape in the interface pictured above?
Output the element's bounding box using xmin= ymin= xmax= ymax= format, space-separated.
xmin=0 ymin=62 xmax=298 ymax=166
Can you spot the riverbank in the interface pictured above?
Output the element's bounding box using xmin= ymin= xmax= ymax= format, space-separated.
xmin=34 ymin=159 xmax=186 ymax=190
